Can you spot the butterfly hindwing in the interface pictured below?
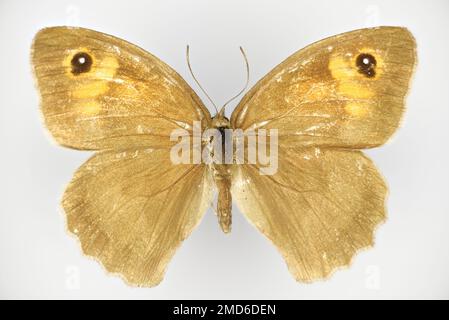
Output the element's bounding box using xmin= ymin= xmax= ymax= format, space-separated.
xmin=232 ymin=147 xmax=387 ymax=281
xmin=63 ymin=148 xmax=213 ymax=286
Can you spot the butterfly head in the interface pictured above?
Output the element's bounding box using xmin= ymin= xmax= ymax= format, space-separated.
xmin=211 ymin=109 xmax=231 ymax=129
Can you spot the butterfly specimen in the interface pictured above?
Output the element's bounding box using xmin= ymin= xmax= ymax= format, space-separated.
xmin=31 ymin=26 xmax=416 ymax=286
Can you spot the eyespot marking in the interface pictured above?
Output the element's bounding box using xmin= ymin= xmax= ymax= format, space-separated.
xmin=328 ymin=55 xmax=374 ymax=99
xmin=71 ymin=52 xmax=93 ymax=75
xmin=356 ymin=53 xmax=376 ymax=78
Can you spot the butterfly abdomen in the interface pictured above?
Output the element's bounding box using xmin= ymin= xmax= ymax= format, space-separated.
xmin=214 ymin=166 xmax=232 ymax=234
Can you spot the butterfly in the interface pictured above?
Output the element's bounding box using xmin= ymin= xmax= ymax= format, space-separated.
xmin=31 ymin=26 xmax=416 ymax=287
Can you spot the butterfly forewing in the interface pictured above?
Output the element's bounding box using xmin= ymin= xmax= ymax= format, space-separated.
xmin=32 ymin=27 xmax=211 ymax=150
xmin=231 ymin=27 xmax=416 ymax=148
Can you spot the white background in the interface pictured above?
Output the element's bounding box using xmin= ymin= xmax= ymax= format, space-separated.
xmin=0 ymin=0 xmax=448 ymax=299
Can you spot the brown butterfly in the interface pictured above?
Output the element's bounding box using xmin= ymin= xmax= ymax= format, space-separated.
xmin=31 ymin=26 xmax=416 ymax=286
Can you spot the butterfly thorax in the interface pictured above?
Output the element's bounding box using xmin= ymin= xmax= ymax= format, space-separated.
xmin=211 ymin=113 xmax=233 ymax=233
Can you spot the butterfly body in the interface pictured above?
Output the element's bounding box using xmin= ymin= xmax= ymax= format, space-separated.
xmin=31 ymin=26 xmax=416 ymax=286
xmin=210 ymin=112 xmax=233 ymax=233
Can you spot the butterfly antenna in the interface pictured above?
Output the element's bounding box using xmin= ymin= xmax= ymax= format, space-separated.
xmin=219 ymin=46 xmax=250 ymax=115
xmin=186 ymin=45 xmax=219 ymax=114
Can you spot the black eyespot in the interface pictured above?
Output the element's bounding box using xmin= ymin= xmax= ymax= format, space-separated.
xmin=356 ymin=53 xmax=377 ymax=78
xmin=71 ymin=52 xmax=93 ymax=75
